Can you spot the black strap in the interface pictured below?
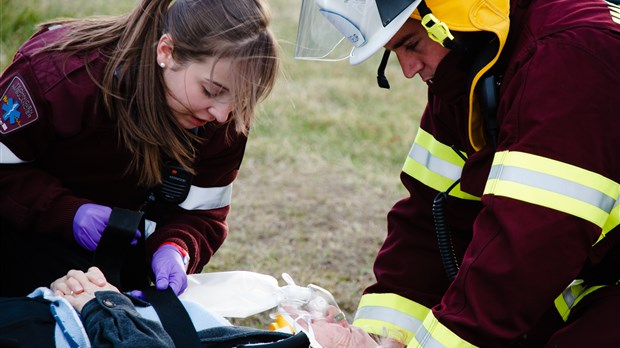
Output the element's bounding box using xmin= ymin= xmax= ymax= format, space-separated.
xmin=142 ymin=287 xmax=202 ymax=348
xmin=94 ymin=208 xmax=201 ymax=347
xmin=238 ymin=332 xmax=310 ymax=348
xmin=93 ymin=207 xmax=146 ymax=290
xmin=377 ymin=49 xmax=391 ymax=89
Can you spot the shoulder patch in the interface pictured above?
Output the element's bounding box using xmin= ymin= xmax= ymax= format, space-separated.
xmin=1 ymin=76 xmax=39 ymax=134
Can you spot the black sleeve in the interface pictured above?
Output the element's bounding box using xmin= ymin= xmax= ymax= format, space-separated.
xmin=80 ymin=291 xmax=174 ymax=348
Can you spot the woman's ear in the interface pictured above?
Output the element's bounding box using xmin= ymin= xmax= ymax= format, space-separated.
xmin=156 ymin=34 xmax=174 ymax=68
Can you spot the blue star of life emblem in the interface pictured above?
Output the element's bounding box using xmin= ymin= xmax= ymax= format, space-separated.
xmin=2 ymin=97 xmax=22 ymax=124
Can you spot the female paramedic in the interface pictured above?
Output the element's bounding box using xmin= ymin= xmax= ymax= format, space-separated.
xmin=296 ymin=0 xmax=620 ymax=347
xmin=0 ymin=0 xmax=279 ymax=297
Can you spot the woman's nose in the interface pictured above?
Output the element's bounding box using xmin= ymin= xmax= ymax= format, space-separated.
xmin=207 ymin=104 xmax=232 ymax=123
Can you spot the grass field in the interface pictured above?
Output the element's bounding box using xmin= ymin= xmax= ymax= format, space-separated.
xmin=1 ymin=0 xmax=425 ymax=325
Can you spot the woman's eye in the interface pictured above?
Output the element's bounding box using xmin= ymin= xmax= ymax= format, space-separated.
xmin=203 ymin=88 xmax=216 ymax=97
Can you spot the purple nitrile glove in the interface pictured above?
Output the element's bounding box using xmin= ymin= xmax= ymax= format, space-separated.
xmin=151 ymin=244 xmax=188 ymax=296
xmin=72 ymin=203 xmax=141 ymax=252
xmin=73 ymin=203 xmax=112 ymax=252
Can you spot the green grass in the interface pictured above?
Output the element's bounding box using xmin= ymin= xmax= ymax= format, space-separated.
xmin=1 ymin=0 xmax=424 ymax=326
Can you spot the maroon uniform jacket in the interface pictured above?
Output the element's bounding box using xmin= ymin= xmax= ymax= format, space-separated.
xmin=0 ymin=26 xmax=247 ymax=274
xmin=355 ymin=0 xmax=620 ymax=346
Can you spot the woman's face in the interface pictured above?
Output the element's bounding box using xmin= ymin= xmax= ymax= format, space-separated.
xmin=157 ymin=36 xmax=234 ymax=129
xmin=385 ymin=18 xmax=451 ymax=83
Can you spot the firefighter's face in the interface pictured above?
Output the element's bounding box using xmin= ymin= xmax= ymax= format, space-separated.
xmin=385 ymin=18 xmax=451 ymax=83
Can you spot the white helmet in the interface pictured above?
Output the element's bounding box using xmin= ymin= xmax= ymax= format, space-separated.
xmin=295 ymin=0 xmax=421 ymax=65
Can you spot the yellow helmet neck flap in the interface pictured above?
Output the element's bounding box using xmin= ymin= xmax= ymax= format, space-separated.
xmin=412 ymin=0 xmax=510 ymax=151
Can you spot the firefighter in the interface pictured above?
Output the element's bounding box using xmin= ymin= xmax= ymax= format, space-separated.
xmin=296 ymin=0 xmax=620 ymax=346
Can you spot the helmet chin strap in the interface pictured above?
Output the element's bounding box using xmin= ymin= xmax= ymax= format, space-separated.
xmin=377 ymin=50 xmax=392 ymax=89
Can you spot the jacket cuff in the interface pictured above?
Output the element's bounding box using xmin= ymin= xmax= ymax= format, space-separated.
xmin=353 ymin=293 xmax=430 ymax=345
xmin=81 ymin=291 xmax=138 ymax=319
xmin=407 ymin=311 xmax=477 ymax=348
xmin=42 ymin=195 xmax=91 ymax=242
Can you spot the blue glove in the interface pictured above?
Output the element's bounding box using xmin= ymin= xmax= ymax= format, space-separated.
xmin=73 ymin=203 xmax=141 ymax=252
xmin=151 ymin=244 xmax=188 ymax=296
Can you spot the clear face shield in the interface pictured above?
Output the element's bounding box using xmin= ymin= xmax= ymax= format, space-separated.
xmin=295 ymin=0 xmax=421 ymax=65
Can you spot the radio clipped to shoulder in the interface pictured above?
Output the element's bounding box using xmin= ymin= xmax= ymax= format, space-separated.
xmin=158 ymin=128 xmax=198 ymax=205
xmin=157 ymin=162 xmax=193 ymax=205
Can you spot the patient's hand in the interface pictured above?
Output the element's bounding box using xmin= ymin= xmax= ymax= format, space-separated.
xmin=50 ymin=267 xmax=119 ymax=312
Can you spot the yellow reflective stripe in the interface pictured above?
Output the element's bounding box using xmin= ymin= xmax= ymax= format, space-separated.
xmin=484 ymin=151 xmax=620 ymax=229
xmin=403 ymin=129 xmax=479 ymax=201
xmin=598 ymin=200 xmax=620 ymax=245
xmin=408 ymin=311 xmax=477 ymax=348
xmin=353 ymin=293 xmax=430 ymax=344
xmin=554 ymin=280 xmax=606 ymax=321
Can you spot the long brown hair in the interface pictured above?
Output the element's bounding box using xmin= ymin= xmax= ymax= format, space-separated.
xmin=38 ymin=0 xmax=279 ymax=186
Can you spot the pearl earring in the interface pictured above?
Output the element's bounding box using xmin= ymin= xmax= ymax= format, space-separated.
xmin=159 ymin=62 xmax=166 ymax=68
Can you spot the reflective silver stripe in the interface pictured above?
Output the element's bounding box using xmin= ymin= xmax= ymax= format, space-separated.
xmin=561 ymin=287 xmax=578 ymax=309
xmin=178 ymin=183 xmax=233 ymax=210
xmin=488 ymin=165 xmax=616 ymax=213
xmin=354 ymin=306 xmax=423 ymax=334
xmin=415 ymin=325 xmax=446 ymax=348
xmin=0 ymin=142 xmax=28 ymax=164
xmin=409 ymin=144 xmax=463 ymax=181
xmin=607 ymin=1 xmax=620 ymax=25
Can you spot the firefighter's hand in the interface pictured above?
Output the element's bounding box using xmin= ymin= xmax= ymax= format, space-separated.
xmin=151 ymin=244 xmax=188 ymax=296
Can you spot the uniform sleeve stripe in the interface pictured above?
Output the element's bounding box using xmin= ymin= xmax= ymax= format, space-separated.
xmin=410 ymin=311 xmax=477 ymax=348
xmin=410 ymin=144 xmax=463 ymax=181
xmin=403 ymin=129 xmax=479 ymax=201
xmin=484 ymin=151 xmax=619 ymax=229
xmin=488 ymin=165 xmax=616 ymax=213
xmin=0 ymin=142 xmax=28 ymax=164
xmin=599 ymin=202 xmax=620 ymax=244
xmin=178 ymin=183 xmax=233 ymax=211
xmin=354 ymin=306 xmax=420 ymax=342
xmin=353 ymin=293 xmax=430 ymax=343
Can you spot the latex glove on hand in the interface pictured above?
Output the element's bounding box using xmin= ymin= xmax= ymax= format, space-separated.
xmin=72 ymin=203 xmax=141 ymax=252
xmin=151 ymin=244 xmax=188 ymax=296
xmin=73 ymin=203 xmax=112 ymax=252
